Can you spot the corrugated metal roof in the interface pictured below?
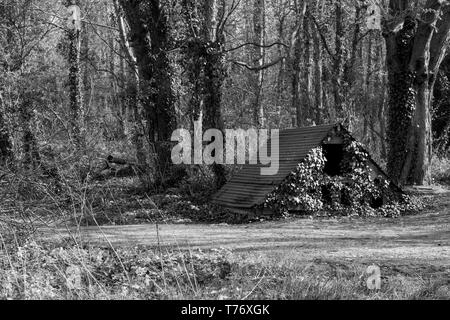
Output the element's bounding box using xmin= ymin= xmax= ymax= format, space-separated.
xmin=212 ymin=124 xmax=337 ymax=209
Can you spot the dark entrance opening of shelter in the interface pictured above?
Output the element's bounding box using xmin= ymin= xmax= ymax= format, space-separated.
xmin=323 ymin=144 xmax=344 ymax=176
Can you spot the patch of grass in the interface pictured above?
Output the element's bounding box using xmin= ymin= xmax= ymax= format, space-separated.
xmin=223 ymin=256 xmax=449 ymax=300
xmin=0 ymin=238 xmax=234 ymax=300
xmin=432 ymin=156 xmax=450 ymax=186
xmin=1 ymin=236 xmax=448 ymax=300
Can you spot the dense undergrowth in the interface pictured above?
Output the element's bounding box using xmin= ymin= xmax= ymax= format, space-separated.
xmin=432 ymin=155 xmax=450 ymax=185
xmin=0 ymin=239 xmax=234 ymax=300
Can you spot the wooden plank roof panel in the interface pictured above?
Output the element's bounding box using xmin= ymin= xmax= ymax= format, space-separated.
xmin=212 ymin=124 xmax=336 ymax=209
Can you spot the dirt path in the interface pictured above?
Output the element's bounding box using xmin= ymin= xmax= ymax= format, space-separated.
xmin=40 ymin=194 xmax=450 ymax=268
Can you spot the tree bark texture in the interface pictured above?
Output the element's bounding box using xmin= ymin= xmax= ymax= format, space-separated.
xmin=251 ymin=0 xmax=266 ymax=128
xmin=119 ymin=0 xmax=177 ymax=183
xmin=0 ymin=93 xmax=13 ymax=164
xmin=384 ymin=0 xmax=450 ymax=186
xmin=291 ymin=0 xmax=307 ymax=127
xmin=67 ymin=25 xmax=84 ymax=150
xmin=114 ymin=0 xmax=147 ymax=168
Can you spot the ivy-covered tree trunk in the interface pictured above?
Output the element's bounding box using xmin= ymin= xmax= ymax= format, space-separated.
xmin=203 ymin=0 xmax=227 ymax=188
xmin=180 ymin=0 xmax=227 ymax=188
xmin=146 ymin=9 xmax=176 ymax=177
xmin=180 ymin=0 xmax=205 ymax=125
xmin=66 ymin=3 xmax=84 ymax=150
xmin=119 ymin=0 xmax=177 ymax=184
xmin=384 ymin=0 xmax=450 ymax=186
xmin=0 ymin=94 xmax=13 ymax=164
xmin=80 ymin=14 xmax=91 ymax=137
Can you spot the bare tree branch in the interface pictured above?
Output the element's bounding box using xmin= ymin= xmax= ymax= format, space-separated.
xmin=226 ymin=41 xmax=288 ymax=52
xmin=230 ymin=57 xmax=284 ymax=71
xmin=307 ymin=11 xmax=336 ymax=60
xmin=429 ymin=4 xmax=450 ymax=72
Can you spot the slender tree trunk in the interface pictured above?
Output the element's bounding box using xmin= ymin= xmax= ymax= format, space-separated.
xmin=312 ymin=0 xmax=324 ymax=125
xmin=376 ymin=33 xmax=388 ymax=159
xmin=302 ymin=10 xmax=312 ymax=124
xmin=332 ymin=1 xmax=345 ymax=121
xmin=275 ymin=3 xmax=287 ymax=127
xmin=363 ymin=31 xmax=374 ymax=144
xmin=107 ymin=4 xmax=124 ymax=138
xmin=347 ymin=4 xmax=361 ymax=87
xmin=67 ymin=18 xmax=84 ymax=150
xmin=344 ymin=2 xmax=361 ymax=128
xmin=365 ymin=32 xmax=373 ymax=92
xmin=291 ymin=0 xmax=307 ymax=127
xmin=19 ymin=93 xmax=40 ymax=169
xmin=251 ymin=0 xmax=265 ymax=128
xmin=81 ymin=13 xmax=90 ymax=132
xmin=411 ymin=81 xmax=433 ymax=183
xmin=0 ymin=93 xmax=13 ymax=164
xmin=115 ymin=0 xmax=147 ymax=169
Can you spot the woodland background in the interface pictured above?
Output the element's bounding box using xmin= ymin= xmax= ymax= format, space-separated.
xmin=0 ymin=0 xmax=449 ymax=190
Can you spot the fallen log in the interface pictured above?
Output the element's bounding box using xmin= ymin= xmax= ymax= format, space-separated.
xmin=107 ymin=155 xmax=131 ymax=166
xmin=92 ymin=155 xmax=140 ymax=180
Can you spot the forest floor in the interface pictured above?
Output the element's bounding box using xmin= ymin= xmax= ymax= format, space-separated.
xmin=2 ymin=176 xmax=449 ymax=299
xmin=39 ymin=191 xmax=450 ymax=283
xmin=40 ymin=192 xmax=450 ymax=263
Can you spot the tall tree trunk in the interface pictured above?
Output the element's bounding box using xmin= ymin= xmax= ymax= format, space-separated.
xmin=0 ymin=93 xmax=13 ymax=164
xmin=19 ymin=91 xmax=40 ymax=169
xmin=376 ymin=33 xmax=388 ymax=160
xmin=203 ymin=0 xmax=227 ymax=188
xmin=80 ymin=11 xmax=90 ymax=133
xmin=345 ymin=2 xmax=362 ymax=128
xmin=119 ymin=0 xmax=177 ymax=185
xmin=274 ymin=1 xmax=287 ymax=127
xmin=181 ymin=0 xmax=204 ymax=125
xmin=114 ymin=0 xmax=147 ymax=168
xmin=312 ymin=0 xmax=324 ymax=125
xmin=291 ymin=0 xmax=307 ymax=127
xmin=67 ymin=2 xmax=84 ymax=150
xmin=302 ymin=10 xmax=312 ymax=124
xmin=107 ymin=3 xmax=124 ymax=138
xmin=332 ymin=1 xmax=345 ymax=121
xmin=251 ymin=0 xmax=265 ymax=128
xmin=384 ymin=0 xmax=450 ymax=186
xmin=363 ymin=31 xmax=374 ymax=144
xmin=146 ymin=3 xmax=176 ymax=181
xmin=180 ymin=0 xmax=227 ymax=188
